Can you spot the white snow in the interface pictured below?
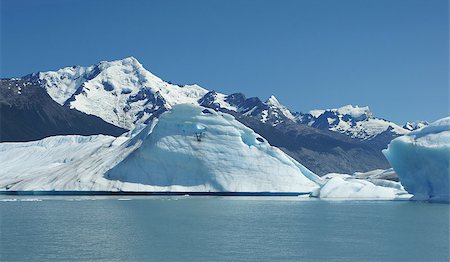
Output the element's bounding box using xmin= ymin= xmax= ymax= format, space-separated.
xmin=215 ymin=92 xmax=238 ymax=111
xmin=260 ymin=110 xmax=269 ymax=123
xmin=266 ymin=95 xmax=296 ymax=122
xmin=38 ymin=57 xmax=208 ymax=130
xmin=0 ymin=104 xmax=320 ymax=192
xmin=38 ymin=65 xmax=95 ymax=105
xmin=403 ymin=121 xmax=428 ymax=131
xmin=309 ymin=109 xmax=325 ymax=118
xmin=332 ymin=117 xmax=408 ymax=140
xmin=203 ymin=92 xmax=238 ymax=111
xmin=305 ymin=105 xmax=409 ymax=140
xmin=383 ymin=117 xmax=450 ymax=201
xmin=36 ymin=57 xmax=306 ymax=131
xmin=335 ymin=105 xmax=371 ymax=118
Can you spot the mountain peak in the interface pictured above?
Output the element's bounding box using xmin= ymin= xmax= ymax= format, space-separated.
xmin=118 ymin=56 xmax=142 ymax=66
xmin=96 ymin=56 xmax=145 ymax=71
xmin=266 ymin=95 xmax=281 ymax=106
xmin=34 ymin=57 xmax=208 ymax=129
xmin=264 ymin=95 xmax=296 ymax=122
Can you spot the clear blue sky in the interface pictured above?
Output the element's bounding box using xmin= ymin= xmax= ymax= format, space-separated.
xmin=1 ymin=0 xmax=448 ymax=123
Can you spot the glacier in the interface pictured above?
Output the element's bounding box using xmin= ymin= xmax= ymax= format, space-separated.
xmin=383 ymin=117 xmax=450 ymax=201
xmin=0 ymin=104 xmax=321 ymax=192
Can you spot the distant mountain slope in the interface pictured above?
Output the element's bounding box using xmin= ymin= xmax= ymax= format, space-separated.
xmin=295 ymin=105 xmax=410 ymax=150
xmin=223 ymin=111 xmax=390 ymax=175
xmin=296 ymin=105 xmax=408 ymax=139
xmin=198 ymin=91 xmax=295 ymax=126
xmin=0 ymin=79 xmax=127 ymax=142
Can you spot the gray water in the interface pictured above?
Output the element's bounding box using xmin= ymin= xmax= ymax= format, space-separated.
xmin=0 ymin=196 xmax=449 ymax=262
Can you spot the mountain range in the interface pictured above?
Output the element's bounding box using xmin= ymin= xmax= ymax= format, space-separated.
xmin=0 ymin=57 xmax=427 ymax=175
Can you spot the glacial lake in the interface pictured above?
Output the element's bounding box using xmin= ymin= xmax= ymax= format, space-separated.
xmin=0 ymin=196 xmax=449 ymax=262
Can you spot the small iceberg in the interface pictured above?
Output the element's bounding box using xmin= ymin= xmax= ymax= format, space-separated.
xmin=310 ymin=173 xmax=411 ymax=200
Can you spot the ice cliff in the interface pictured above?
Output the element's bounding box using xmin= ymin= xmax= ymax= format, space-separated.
xmin=383 ymin=117 xmax=450 ymax=201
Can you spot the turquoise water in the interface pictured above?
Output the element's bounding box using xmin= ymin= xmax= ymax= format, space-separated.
xmin=0 ymin=196 xmax=449 ymax=262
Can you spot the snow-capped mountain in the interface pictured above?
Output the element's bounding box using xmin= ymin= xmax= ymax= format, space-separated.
xmin=296 ymin=105 xmax=409 ymax=141
xmin=31 ymin=57 xmax=208 ymax=129
xmin=28 ymin=57 xmax=295 ymax=130
xmin=23 ymin=57 xmax=409 ymax=143
xmin=198 ymin=91 xmax=295 ymax=126
xmin=403 ymin=121 xmax=429 ymax=131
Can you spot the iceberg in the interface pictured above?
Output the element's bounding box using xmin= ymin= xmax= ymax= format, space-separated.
xmin=0 ymin=104 xmax=321 ymax=193
xmin=383 ymin=117 xmax=450 ymax=201
xmin=310 ymin=173 xmax=411 ymax=200
xmin=353 ymin=168 xmax=399 ymax=181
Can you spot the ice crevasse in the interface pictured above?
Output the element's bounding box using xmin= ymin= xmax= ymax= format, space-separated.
xmin=383 ymin=117 xmax=450 ymax=201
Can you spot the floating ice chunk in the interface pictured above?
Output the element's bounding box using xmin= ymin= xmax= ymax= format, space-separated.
xmin=311 ymin=175 xmax=411 ymax=200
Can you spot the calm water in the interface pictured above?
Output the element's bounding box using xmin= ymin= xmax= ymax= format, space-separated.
xmin=0 ymin=196 xmax=449 ymax=262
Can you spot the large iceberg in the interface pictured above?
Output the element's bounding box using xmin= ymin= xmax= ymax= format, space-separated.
xmin=0 ymin=104 xmax=321 ymax=192
xmin=383 ymin=117 xmax=450 ymax=201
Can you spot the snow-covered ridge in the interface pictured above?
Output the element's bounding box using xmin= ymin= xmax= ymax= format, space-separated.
xmin=27 ymin=56 xmax=412 ymax=141
xmin=34 ymin=57 xmax=297 ymax=130
xmin=198 ymin=91 xmax=297 ymax=126
xmin=0 ymin=104 xmax=321 ymax=192
xmin=403 ymin=121 xmax=429 ymax=131
xmin=306 ymin=105 xmax=372 ymax=120
xmin=335 ymin=105 xmax=371 ymax=118
xmin=297 ymin=104 xmax=409 ymax=140
xmin=37 ymin=57 xmax=208 ymax=129
xmin=265 ymin=95 xmax=296 ymax=122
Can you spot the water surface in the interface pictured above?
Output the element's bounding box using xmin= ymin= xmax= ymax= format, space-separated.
xmin=1 ymin=196 xmax=449 ymax=261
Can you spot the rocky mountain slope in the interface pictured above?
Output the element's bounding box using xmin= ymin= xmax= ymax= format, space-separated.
xmin=229 ymin=112 xmax=391 ymax=175
xmin=0 ymin=78 xmax=126 ymax=142
xmin=295 ymin=105 xmax=409 ymax=148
